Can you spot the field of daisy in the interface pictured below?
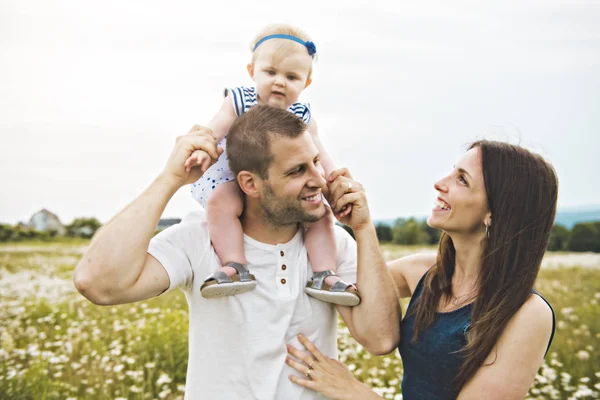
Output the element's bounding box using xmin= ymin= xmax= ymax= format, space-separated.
xmin=1 ymin=242 xmax=599 ymax=399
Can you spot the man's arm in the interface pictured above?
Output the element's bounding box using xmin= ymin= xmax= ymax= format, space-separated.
xmin=73 ymin=127 xmax=221 ymax=305
xmin=327 ymin=169 xmax=402 ymax=355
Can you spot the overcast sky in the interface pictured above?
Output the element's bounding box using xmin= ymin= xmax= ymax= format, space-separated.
xmin=1 ymin=0 xmax=599 ymax=225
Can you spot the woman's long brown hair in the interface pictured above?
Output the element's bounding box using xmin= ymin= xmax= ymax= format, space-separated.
xmin=410 ymin=140 xmax=558 ymax=392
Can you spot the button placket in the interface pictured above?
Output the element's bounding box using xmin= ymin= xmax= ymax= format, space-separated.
xmin=276 ymin=245 xmax=291 ymax=296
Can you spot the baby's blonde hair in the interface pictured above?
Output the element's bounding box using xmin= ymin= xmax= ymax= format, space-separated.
xmin=249 ymin=24 xmax=317 ymax=79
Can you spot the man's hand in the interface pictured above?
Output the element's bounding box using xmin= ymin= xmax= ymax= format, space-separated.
xmin=161 ymin=125 xmax=224 ymax=188
xmin=327 ymin=168 xmax=372 ymax=232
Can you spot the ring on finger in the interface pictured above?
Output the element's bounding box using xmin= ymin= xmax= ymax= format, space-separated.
xmin=346 ymin=182 xmax=352 ymax=194
xmin=305 ymin=367 xmax=312 ymax=378
xmin=308 ymin=360 xmax=314 ymax=369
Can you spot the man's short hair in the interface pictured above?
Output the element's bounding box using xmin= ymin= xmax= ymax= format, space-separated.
xmin=227 ymin=105 xmax=307 ymax=179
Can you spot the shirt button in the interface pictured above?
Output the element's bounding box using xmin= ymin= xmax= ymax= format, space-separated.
xmin=280 ymin=251 xmax=284 ymax=256
xmin=281 ymin=278 xmax=286 ymax=284
xmin=282 ymin=265 xmax=287 ymax=270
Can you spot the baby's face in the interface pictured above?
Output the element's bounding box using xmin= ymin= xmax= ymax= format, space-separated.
xmin=249 ymin=40 xmax=313 ymax=109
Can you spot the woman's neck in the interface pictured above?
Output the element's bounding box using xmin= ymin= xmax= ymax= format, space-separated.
xmin=450 ymin=233 xmax=485 ymax=285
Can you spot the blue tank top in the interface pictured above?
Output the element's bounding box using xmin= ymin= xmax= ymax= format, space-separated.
xmin=398 ymin=272 xmax=555 ymax=399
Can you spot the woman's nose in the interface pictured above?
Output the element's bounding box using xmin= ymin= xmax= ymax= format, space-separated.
xmin=434 ymin=177 xmax=449 ymax=193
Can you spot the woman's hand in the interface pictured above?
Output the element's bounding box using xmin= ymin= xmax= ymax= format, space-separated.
xmin=327 ymin=168 xmax=372 ymax=232
xmin=286 ymin=334 xmax=380 ymax=400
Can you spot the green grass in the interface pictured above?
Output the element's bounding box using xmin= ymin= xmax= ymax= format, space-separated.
xmin=0 ymin=243 xmax=599 ymax=399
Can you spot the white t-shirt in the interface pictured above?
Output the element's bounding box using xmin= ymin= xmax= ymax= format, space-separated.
xmin=148 ymin=211 xmax=358 ymax=400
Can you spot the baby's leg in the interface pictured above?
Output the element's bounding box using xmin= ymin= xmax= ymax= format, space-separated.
xmin=304 ymin=208 xmax=341 ymax=287
xmin=207 ymin=181 xmax=246 ymax=277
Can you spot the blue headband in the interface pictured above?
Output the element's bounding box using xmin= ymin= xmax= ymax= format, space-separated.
xmin=253 ymin=34 xmax=317 ymax=58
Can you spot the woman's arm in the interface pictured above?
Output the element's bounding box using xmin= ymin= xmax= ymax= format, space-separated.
xmin=287 ymin=334 xmax=383 ymax=400
xmin=387 ymin=253 xmax=436 ymax=298
xmin=457 ymin=294 xmax=554 ymax=399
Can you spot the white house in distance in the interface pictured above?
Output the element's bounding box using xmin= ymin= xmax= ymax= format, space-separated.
xmin=28 ymin=209 xmax=66 ymax=235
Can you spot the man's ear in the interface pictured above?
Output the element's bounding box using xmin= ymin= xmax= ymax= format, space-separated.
xmin=247 ymin=63 xmax=255 ymax=80
xmin=304 ymin=77 xmax=312 ymax=89
xmin=238 ymin=171 xmax=261 ymax=198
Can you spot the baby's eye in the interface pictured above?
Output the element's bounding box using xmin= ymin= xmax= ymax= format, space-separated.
xmin=267 ymin=70 xmax=276 ymax=76
xmin=288 ymin=75 xmax=297 ymax=80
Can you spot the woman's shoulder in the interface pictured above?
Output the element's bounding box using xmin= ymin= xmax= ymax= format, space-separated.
xmin=495 ymin=292 xmax=554 ymax=355
xmin=515 ymin=293 xmax=554 ymax=331
xmin=388 ymin=252 xmax=436 ymax=298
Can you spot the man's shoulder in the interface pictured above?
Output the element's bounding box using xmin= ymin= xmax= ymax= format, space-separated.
xmin=153 ymin=210 xmax=210 ymax=244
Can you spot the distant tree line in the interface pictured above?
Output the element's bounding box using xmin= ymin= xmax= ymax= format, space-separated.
xmin=340 ymin=219 xmax=600 ymax=253
xmin=339 ymin=217 xmax=440 ymax=246
xmin=548 ymin=222 xmax=600 ymax=252
xmin=2 ymin=215 xmax=599 ymax=252
xmin=0 ymin=218 xmax=102 ymax=242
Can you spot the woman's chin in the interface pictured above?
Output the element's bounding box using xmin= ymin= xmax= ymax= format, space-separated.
xmin=426 ymin=215 xmax=442 ymax=229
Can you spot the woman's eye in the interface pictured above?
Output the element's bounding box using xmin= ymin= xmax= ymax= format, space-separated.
xmin=459 ymin=175 xmax=467 ymax=185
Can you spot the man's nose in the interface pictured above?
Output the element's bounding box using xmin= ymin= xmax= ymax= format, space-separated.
xmin=306 ymin=164 xmax=326 ymax=188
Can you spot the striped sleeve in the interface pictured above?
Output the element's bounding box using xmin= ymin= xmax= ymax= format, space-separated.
xmin=224 ymin=86 xmax=245 ymax=117
xmin=223 ymin=86 xmax=258 ymax=117
xmin=288 ymin=102 xmax=311 ymax=124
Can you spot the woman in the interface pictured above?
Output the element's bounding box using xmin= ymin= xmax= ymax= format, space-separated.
xmin=286 ymin=140 xmax=557 ymax=399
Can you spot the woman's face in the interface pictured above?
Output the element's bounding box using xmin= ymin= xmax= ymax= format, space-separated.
xmin=427 ymin=147 xmax=491 ymax=237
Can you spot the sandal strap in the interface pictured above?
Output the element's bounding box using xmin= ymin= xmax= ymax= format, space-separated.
xmin=203 ymin=270 xmax=232 ymax=284
xmin=330 ymin=280 xmax=358 ymax=293
xmin=224 ymin=262 xmax=253 ymax=282
xmin=309 ymin=270 xmax=337 ymax=290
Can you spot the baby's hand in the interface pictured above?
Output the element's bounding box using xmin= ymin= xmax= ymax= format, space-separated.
xmin=185 ymin=149 xmax=213 ymax=173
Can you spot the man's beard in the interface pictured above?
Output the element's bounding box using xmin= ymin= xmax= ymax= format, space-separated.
xmin=260 ymin=183 xmax=325 ymax=226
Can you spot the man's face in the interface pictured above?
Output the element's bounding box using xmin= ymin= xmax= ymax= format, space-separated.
xmin=257 ymin=131 xmax=327 ymax=226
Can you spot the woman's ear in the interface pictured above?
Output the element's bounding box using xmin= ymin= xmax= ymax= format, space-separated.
xmin=484 ymin=213 xmax=492 ymax=228
xmin=238 ymin=171 xmax=260 ymax=198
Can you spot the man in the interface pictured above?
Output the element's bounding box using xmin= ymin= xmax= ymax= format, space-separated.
xmin=74 ymin=105 xmax=399 ymax=399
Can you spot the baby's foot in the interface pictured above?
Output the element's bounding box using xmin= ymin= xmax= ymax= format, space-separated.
xmin=305 ymin=270 xmax=361 ymax=306
xmin=219 ymin=264 xmax=239 ymax=278
xmin=200 ymin=262 xmax=257 ymax=298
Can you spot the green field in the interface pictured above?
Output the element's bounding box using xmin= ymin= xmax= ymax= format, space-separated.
xmin=1 ymin=243 xmax=599 ymax=399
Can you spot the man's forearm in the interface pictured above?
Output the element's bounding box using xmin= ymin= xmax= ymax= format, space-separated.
xmin=74 ymin=174 xmax=179 ymax=299
xmin=347 ymin=225 xmax=401 ymax=354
